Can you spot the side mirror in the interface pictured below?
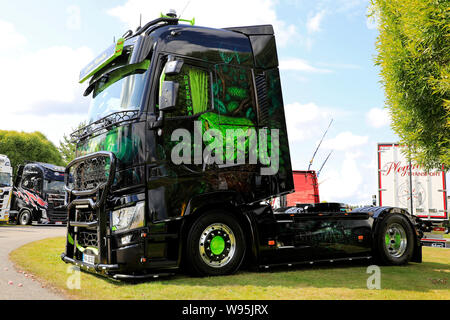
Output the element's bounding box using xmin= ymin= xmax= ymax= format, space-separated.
xmin=164 ymin=59 xmax=184 ymax=75
xmin=159 ymin=81 xmax=179 ymax=112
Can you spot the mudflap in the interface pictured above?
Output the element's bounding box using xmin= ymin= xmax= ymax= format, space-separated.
xmin=411 ymin=238 xmax=423 ymax=263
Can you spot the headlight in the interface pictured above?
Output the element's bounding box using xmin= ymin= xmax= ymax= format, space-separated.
xmin=111 ymin=202 xmax=145 ymax=233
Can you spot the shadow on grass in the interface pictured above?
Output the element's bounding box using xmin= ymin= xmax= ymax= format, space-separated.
xmin=12 ymin=237 xmax=449 ymax=296
xmin=103 ymin=259 xmax=449 ymax=293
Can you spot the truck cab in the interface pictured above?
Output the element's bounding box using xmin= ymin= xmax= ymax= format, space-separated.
xmin=0 ymin=155 xmax=13 ymax=222
xmin=10 ymin=162 xmax=67 ymax=225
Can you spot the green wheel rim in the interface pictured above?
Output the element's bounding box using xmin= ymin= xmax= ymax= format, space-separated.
xmin=199 ymin=223 xmax=236 ymax=268
xmin=384 ymin=222 xmax=408 ymax=258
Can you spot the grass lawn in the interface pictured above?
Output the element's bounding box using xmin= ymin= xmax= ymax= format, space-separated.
xmin=0 ymin=222 xmax=19 ymax=227
xmin=10 ymin=237 xmax=450 ymax=300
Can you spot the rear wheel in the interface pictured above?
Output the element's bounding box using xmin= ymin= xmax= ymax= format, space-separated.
xmin=376 ymin=214 xmax=414 ymax=265
xmin=186 ymin=211 xmax=246 ymax=276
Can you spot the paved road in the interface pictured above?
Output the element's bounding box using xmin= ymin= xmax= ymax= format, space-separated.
xmin=0 ymin=225 xmax=66 ymax=300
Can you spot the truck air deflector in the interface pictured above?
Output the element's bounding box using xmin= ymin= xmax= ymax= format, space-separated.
xmin=79 ymin=38 xmax=125 ymax=84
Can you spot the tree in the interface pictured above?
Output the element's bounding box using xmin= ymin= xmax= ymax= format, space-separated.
xmin=370 ymin=0 xmax=450 ymax=170
xmin=0 ymin=130 xmax=64 ymax=176
xmin=58 ymin=122 xmax=85 ymax=166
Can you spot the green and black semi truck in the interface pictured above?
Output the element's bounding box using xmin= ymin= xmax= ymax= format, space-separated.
xmin=61 ymin=12 xmax=423 ymax=279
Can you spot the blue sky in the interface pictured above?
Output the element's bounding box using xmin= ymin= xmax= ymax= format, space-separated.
xmin=1 ymin=0 xmax=431 ymax=205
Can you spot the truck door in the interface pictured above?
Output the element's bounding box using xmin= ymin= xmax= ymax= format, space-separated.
xmin=151 ymin=56 xmax=217 ymax=221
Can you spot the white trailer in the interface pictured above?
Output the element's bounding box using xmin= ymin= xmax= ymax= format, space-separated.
xmin=0 ymin=155 xmax=13 ymax=222
xmin=377 ymin=143 xmax=448 ymax=223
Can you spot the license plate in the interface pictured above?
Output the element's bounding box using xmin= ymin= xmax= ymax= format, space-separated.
xmin=55 ymin=221 xmax=62 ymax=225
xmin=83 ymin=253 xmax=95 ymax=265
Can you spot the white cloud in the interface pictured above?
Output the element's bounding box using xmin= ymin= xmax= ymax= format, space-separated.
xmin=322 ymin=131 xmax=368 ymax=150
xmin=285 ymin=102 xmax=332 ymax=142
xmin=0 ymin=20 xmax=26 ymax=50
xmin=0 ymin=45 xmax=93 ymax=113
xmin=366 ymin=107 xmax=391 ymax=128
xmin=306 ymin=10 xmax=326 ymax=33
xmin=0 ymin=22 xmax=94 ymax=145
xmin=107 ymin=0 xmax=298 ymax=46
xmin=319 ymin=152 xmax=365 ymax=202
xmin=279 ymin=58 xmax=332 ymax=73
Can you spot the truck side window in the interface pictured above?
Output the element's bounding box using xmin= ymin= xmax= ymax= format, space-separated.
xmin=21 ymin=172 xmax=32 ymax=189
xmin=162 ymin=64 xmax=211 ymax=118
xmin=213 ymin=64 xmax=257 ymax=124
xmin=22 ymin=172 xmax=38 ymax=191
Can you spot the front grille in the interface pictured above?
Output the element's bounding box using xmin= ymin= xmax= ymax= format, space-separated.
xmin=78 ymin=230 xmax=98 ymax=247
xmin=48 ymin=211 xmax=68 ymax=222
xmin=47 ymin=194 xmax=67 ymax=222
xmin=66 ymin=152 xmax=115 ymax=260
xmin=69 ymin=155 xmax=110 ymax=192
xmin=76 ymin=209 xmax=97 ymax=223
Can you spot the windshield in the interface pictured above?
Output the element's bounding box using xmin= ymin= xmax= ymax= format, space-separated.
xmin=87 ymin=60 xmax=150 ymax=124
xmin=0 ymin=172 xmax=12 ymax=187
xmin=43 ymin=180 xmax=65 ymax=193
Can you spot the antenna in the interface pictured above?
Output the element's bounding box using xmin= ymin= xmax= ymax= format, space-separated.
xmin=179 ymin=0 xmax=192 ymax=18
xmin=317 ymin=150 xmax=333 ymax=177
xmin=308 ymin=118 xmax=333 ymax=170
xmin=135 ymin=13 xmax=142 ymax=31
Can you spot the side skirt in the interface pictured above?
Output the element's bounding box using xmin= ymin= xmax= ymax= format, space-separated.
xmin=258 ymin=255 xmax=373 ymax=270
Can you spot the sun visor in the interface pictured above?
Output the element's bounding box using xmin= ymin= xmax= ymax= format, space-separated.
xmin=79 ymin=35 xmax=153 ymax=84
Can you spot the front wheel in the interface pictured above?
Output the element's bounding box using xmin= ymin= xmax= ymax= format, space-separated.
xmin=18 ymin=210 xmax=32 ymax=226
xmin=375 ymin=214 xmax=415 ymax=265
xmin=186 ymin=211 xmax=246 ymax=276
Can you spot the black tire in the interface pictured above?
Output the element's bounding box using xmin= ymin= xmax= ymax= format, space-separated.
xmin=375 ymin=214 xmax=415 ymax=265
xmin=18 ymin=210 xmax=32 ymax=226
xmin=185 ymin=211 xmax=246 ymax=276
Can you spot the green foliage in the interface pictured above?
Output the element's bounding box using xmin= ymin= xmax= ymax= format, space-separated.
xmin=370 ymin=0 xmax=450 ymax=170
xmin=58 ymin=132 xmax=75 ymax=166
xmin=0 ymin=130 xmax=63 ymax=175
xmin=58 ymin=122 xmax=85 ymax=166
